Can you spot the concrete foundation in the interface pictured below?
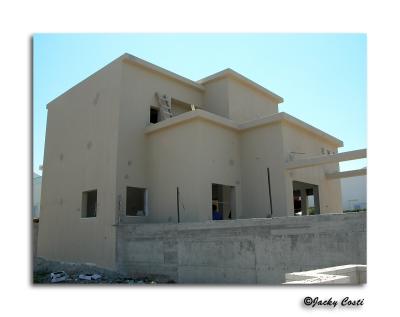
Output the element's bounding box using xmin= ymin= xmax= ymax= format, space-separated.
xmin=116 ymin=212 xmax=366 ymax=284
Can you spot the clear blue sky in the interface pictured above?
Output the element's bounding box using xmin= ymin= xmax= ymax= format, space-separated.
xmin=33 ymin=33 xmax=366 ymax=175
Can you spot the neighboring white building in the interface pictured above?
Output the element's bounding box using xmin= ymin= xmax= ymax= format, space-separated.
xmin=341 ymin=173 xmax=367 ymax=210
xmin=33 ymin=172 xmax=42 ymax=218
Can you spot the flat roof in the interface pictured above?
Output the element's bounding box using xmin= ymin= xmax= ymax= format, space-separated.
xmin=123 ymin=55 xmax=284 ymax=103
xmin=48 ymin=53 xmax=283 ymax=107
xmin=144 ymin=109 xmax=343 ymax=147
xmin=240 ymin=112 xmax=343 ymax=146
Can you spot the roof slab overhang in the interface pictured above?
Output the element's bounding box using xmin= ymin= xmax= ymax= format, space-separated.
xmin=144 ymin=109 xmax=343 ymax=147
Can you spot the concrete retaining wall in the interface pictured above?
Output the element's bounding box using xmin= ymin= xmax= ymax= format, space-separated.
xmin=116 ymin=212 xmax=366 ymax=284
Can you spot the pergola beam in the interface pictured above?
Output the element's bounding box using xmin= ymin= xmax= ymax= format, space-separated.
xmin=325 ymin=168 xmax=367 ymax=180
xmin=285 ymin=149 xmax=367 ymax=170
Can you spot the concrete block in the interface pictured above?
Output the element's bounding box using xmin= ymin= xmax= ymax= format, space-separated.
xmin=125 ymin=240 xmax=164 ymax=263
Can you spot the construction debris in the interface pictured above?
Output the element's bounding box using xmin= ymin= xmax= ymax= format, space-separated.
xmin=34 ymin=257 xmax=172 ymax=284
xmin=78 ymin=273 xmax=102 ymax=281
xmin=50 ymin=271 xmax=68 ymax=283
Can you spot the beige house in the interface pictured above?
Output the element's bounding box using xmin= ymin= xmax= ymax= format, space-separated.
xmin=37 ymin=53 xmax=366 ymax=269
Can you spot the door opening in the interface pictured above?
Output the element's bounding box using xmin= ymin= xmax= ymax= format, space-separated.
xmin=211 ymin=183 xmax=235 ymax=220
xmin=292 ymin=181 xmax=320 ymax=216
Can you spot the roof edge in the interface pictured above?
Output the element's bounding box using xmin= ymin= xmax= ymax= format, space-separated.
xmin=280 ymin=112 xmax=344 ymax=147
xmin=47 ymin=53 xmax=205 ymax=109
xmin=47 ymin=54 xmax=127 ymax=108
xmin=197 ymin=68 xmax=284 ymax=103
xmin=144 ymin=109 xmax=238 ymax=135
xmin=145 ymin=110 xmax=343 ymax=147
xmin=239 ymin=112 xmax=343 ymax=146
xmin=122 ymin=53 xmax=205 ymax=91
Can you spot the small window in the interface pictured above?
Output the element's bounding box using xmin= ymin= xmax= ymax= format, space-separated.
xmin=82 ymin=190 xmax=97 ymax=218
xmin=321 ymin=147 xmax=325 ymax=155
xmin=150 ymin=107 xmax=159 ymax=124
xmin=126 ymin=187 xmax=147 ymax=216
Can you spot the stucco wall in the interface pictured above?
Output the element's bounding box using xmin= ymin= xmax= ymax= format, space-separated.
xmin=202 ymin=78 xmax=229 ymax=118
xmin=146 ymin=120 xmax=203 ymax=223
xmin=115 ymin=61 xmax=204 ymax=224
xmin=227 ymin=78 xmax=279 ymax=122
xmin=146 ymin=118 xmax=242 ymax=223
xmin=37 ymin=60 xmax=122 ymax=269
xmin=144 ymin=115 xmax=343 ymax=221
xmin=202 ymin=77 xmax=279 ymax=123
xmin=116 ymin=212 xmax=366 ymax=284
xmin=240 ymin=122 xmax=288 ymax=218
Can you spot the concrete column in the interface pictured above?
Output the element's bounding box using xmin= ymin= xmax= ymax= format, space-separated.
xmin=222 ymin=186 xmax=231 ymax=219
xmin=229 ymin=187 xmax=236 ymax=219
xmin=313 ymin=185 xmax=320 ymax=214
xmin=301 ymin=189 xmax=308 ymax=216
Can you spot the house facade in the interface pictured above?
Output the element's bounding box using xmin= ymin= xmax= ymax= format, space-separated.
xmin=38 ymin=54 xmax=362 ymax=269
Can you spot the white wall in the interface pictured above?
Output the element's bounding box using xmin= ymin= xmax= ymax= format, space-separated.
xmin=341 ymin=175 xmax=367 ymax=210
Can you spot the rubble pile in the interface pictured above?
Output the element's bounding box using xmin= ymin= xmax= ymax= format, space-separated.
xmin=33 ymin=257 xmax=175 ymax=284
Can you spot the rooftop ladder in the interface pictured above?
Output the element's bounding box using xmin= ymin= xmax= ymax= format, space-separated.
xmin=155 ymin=92 xmax=173 ymax=120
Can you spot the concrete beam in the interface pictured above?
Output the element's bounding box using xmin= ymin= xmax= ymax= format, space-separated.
xmin=285 ymin=149 xmax=367 ymax=170
xmin=326 ymin=168 xmax=367 ymax=180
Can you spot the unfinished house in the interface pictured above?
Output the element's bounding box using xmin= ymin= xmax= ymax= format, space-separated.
xmin=37 ymin=54 xmax=366 ymax=271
